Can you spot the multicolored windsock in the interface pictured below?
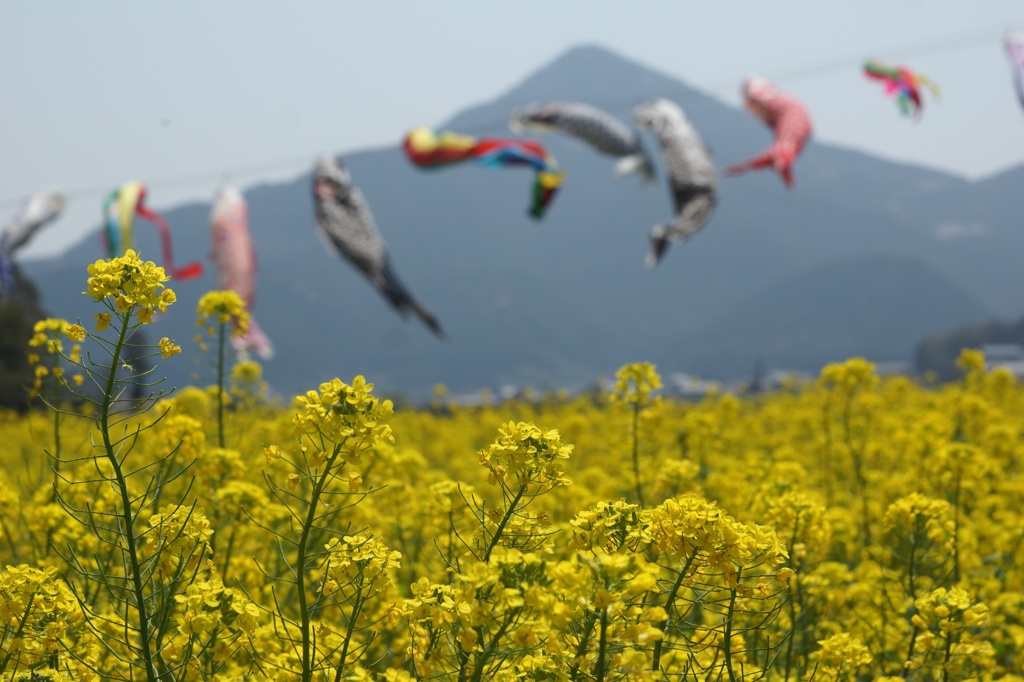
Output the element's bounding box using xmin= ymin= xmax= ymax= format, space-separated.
xmin=210 ymin=186 xmax=274 ymax=360
xmin=102 ymin=181 xmax=203 ymax=280
xmin=402 ymin=127 xmax=564 ymax=220
xmin=863 ymin=59 xmax=940 ymax=118
xmin=313 ymin=156 xmax=445 ymax=338
xmin=725 ymin=77 xmax=813 ymax=188
xmin=1005 ymin=31 xmax=1024 ymax=110
xmin=633 ymin=99 xmax=717 ymax=268
xmin=0 ymin=191 xmax=65 ymax=295
xmin=510 ymin=102 xmax=655 ymax=182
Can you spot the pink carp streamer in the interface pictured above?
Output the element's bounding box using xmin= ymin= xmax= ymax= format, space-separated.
xmin=1006 ymin=31 xmax=1024 ymax=111
xmin=210 ymin=186 xmax=274 ymax=360
xmin=726 ymin=77 xmax=812 ymax=188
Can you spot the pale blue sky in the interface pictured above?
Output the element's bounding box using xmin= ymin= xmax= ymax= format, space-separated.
xmin=4 ymin=1 xmax=1024 ymax=258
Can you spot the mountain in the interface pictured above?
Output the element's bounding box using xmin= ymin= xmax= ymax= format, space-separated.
xmin=22 ymin=45 xmax=1017 ymax=398
xmin=663 ymin=254 xmax=988 ymax=376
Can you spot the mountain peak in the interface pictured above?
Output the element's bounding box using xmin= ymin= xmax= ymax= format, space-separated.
xmin=442 ymin=42 xmax=715 ymax=132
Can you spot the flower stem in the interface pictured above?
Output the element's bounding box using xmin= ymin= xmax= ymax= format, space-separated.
xmin=296 ymin=443 xmax=344 ymax=682
xmin=217 ymin=319 xmax=226 ymax=449
xmin=595 ymin=607 xmax=609 ymax=682
xmin=652 ymin=554 xmax=695 ymax=670
xmin=50 ymin=378 xmax=61 ymax=504
xmin=631 ymin=402 xmax=645 ymax=508
xmin=483 ymin=485 xmax=527 ymax=562
xmin=100 ymin=312 xmax=158 ymax=682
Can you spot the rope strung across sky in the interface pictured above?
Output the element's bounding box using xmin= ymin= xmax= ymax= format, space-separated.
xmin=0 ymin=21 xmax=1019 ymax=212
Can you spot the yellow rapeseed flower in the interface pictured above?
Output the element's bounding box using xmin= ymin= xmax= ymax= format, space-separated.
xmin=158 ymin=337 xmax=182 ymax=359
xmin=610 ymin=362 xmax=662 ymax=405
xmin=196 ymin=290 xmax=249 ymax=338
xmin=956 ymin=348 xmax=986 ymax=376
xmin=84 ymin=249 xmax=174 ymax=321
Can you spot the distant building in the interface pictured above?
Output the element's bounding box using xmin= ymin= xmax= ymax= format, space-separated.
xmin=760 ymin=369 xmax=814 ymax=391
xmin=980 ymin=343 xmax=1024 ymax=363
xmin=874 ymin=361 xmax=912 ymax=377
xmin=665 ymin=373 xmax=722 ymax=398
xmin=980 ymin=343 xmax=1024 ymax=379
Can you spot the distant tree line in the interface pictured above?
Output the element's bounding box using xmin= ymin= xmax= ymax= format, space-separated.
xmin=914 ymin=316 xmax=1024 ymax=382
xmin=0 ymin=266 xmax=47 ymax=412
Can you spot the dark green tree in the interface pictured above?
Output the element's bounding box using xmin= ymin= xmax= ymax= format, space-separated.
xmin=0 ymin=265 xmax=48 ymax=412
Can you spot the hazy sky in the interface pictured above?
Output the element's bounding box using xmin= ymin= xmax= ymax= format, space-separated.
xmin=4 ymin=1 xmax=1024 ymax=258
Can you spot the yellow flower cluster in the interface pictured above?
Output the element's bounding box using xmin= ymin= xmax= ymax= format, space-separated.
xmin=818 ymin=355 xmax=879 ymax=392
xmin=609 ymin=360 xmax=662 ymax=404
xmin=196 ymin=289 xmax=249 ymax=337
xmin=158 ymin=336 xmax=181 ymax=359
xmin=293 ymin=375 xmax=394 ymax=452
xmin=884 ymin=492 xmax=955 ymax=553
xmin=146 ymin=504 xmax=214 ymax=577
xmin=323 ymin=534 xmax=402 ymax=597
xmin=478 ymin=420 xmax=573 ymax=489
xmin=4 ymin=317 xmax=1024 ymax=680
xmin=26 ymin=317 xmax=85 ymax=396
xmin=569 ymin=499 xmax=651 ymax=553
xmin=84 ymin=248 xmax=175 ymax=322
xmin=175 ymin=576 xmax=259 ymax=637
xmin=909 ymin=587 xmax=995 ymax=676
xmin=956 ymin=347 xmax=987 ymax=376
xmin=654 ymin=495 xmax=784 ymax=565
xmin=0 ymin=564 xmax=82 ymax=671
xmin=811 ymin=632 xmax=872 ymax=681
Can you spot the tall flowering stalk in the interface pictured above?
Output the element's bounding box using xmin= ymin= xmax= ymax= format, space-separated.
xmin=196 ymin=290 xmax=248 ymax=449
xmin=259 ymin=376 xmax=396 ymax=681
xmin=818 ymin=358 xmax=878 ymax=549
xmin=568 ymin=495 xmax=791 ymax=679
xmin=42 ymin=249 xmax=203 ymax=682
xmin=26 ymin=318 xmax=84 ymax=504
xmin=402 ymin=421 xmax=573 ymax=681
xmin=610 ymin=362 xmax=661 ymax=508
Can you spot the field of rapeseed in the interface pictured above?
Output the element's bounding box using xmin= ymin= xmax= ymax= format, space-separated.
xmin=1 ymin=253 xmax=1022 ymax=681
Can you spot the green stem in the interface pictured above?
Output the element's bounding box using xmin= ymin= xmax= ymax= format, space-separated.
xmin=652 ymin=554 xmax=696 ymax=670
xmin=219 ymin=526 xmax=238 ymax=582
xmin=595 ymin=607 xmax=609 ymax=682
xmin=470 ymin=614 xmax=514 ymax=682
xmin=569 ymin=610 xmax=598 ymax=681
xmin=723 ymin=582 xmax=739 ymax=682
xmin=821 ymin=395 xmax=834 ymax=506
xmin=333 ymin=586 xmax=365 ymax=682
xmin=1 ymin=521 xmax=19 ymax=563
xmin=908 ymin=523 xmax=919 ymax=601
xmin=941 ymin=633 xmax=952 ymax=682
xmin=903 ymin=625 xmax=919 ymax=680
xmin=951 ymin=473 xmax=961 ymax=585
xmin=217 ymin=320 xmax=226 ymax=449
xmin=631 ymin=402 xmax=645 ymax=508
xmin=783 ymin=518 xmax=803 ymax=681
xmin=296 ymin=443 xmax=344 ymax=682
xmin=0 ymin=593 xmax=35 ymax=674
xmin=100 ymin=312 xmax=158 ymax=682
xmin=51 ymin=376 xmax=61 ymax=504
xmin=43 ymin=377 xmax=62 ymax=558
xmin=483 ymin=485 xmax=527 ymax=562
xmin=843 ymin=392 xmax=871 ymax=551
